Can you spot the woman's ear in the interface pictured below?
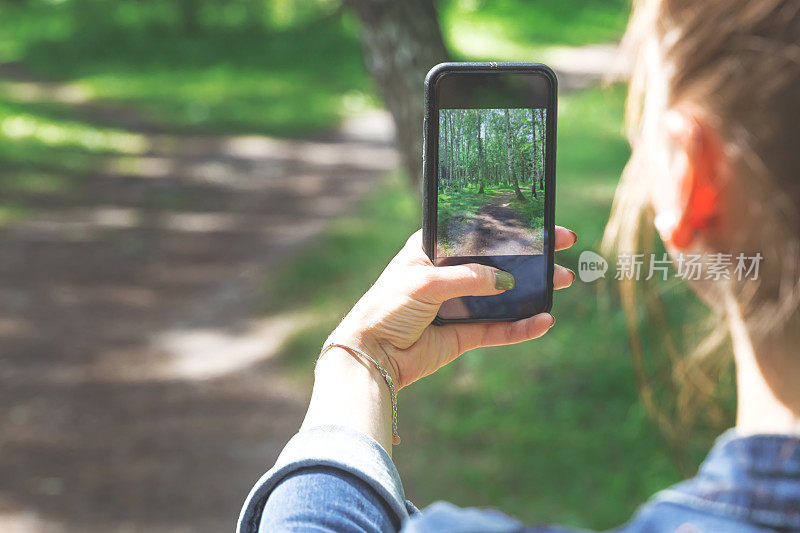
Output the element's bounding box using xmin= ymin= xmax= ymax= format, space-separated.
xmin=657 ymin=109 xmax=725 ymax=250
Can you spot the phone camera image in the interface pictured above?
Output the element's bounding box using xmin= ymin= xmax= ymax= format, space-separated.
xmin=436 ymin=107 xmax=546 ymax=258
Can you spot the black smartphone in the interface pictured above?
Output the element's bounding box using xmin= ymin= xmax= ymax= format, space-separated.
xmin=422 ymin=62 xmax=557 ymax=324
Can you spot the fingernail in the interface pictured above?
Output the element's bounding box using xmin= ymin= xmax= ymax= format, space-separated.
xmin=547 ymin=314 xmax=556 ymax=328
xmin=567 ymin=268 xmax=576 ymax=283
xmin=494 ymin=270 xmax=515 ymax=291
xmin=569 ymin=230 xmax=578 ymax=244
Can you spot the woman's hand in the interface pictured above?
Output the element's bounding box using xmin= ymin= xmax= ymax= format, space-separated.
xmin=326 ymin=227 xmax=578 ymax=390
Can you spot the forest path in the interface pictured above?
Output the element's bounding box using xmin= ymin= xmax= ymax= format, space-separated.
xmin=0 ymin=63 xmax=397 ymax=533
xmin=450 ymin=190 xmax=543 ymax=256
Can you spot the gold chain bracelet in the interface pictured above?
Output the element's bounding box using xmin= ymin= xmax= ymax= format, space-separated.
xmin=320 ymin=342 xmax=400 ymax=446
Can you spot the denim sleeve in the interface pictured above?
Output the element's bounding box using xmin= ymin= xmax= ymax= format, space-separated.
xmin=260 ymin=466 xmax=399 ymax=532
xmin=237 ymin=425 xmax=416 ymax=533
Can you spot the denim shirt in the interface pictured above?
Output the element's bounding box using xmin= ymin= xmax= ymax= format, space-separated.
xmin=238 ymin=426 xmax=800 ymax=532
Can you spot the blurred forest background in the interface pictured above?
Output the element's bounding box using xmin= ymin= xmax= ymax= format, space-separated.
xmin=0 ymin=0 xmax=733 ymax=531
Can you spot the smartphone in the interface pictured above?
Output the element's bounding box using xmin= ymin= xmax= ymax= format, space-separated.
xmin=422 ymin=62 xmax=557 ymax=324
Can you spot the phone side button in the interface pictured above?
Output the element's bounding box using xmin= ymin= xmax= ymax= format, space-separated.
xmin=422 ymin=117 xmax=428 ymax=167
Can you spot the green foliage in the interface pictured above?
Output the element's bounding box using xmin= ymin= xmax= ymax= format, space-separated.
xmin=438 ymin=109 xmax=546 ymax=193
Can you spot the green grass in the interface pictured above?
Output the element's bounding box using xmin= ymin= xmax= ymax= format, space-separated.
xmin=441 ymin=0 xmax=632 ymax=60
xmin=437 ymin=183 xmax=544 ymax=253
xmin=0 ymin=2 xmax=374 ymax=137
xmin=509 ymin=187 xmax=545 ymax=230
xmin=261 ymin=86 xmax=723 ymax=529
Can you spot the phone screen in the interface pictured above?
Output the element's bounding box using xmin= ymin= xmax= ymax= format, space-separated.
xmin=436 ymin=107 xmax=547 ymax=258
xmin=426 ymin=67 xmax=556 ymax=322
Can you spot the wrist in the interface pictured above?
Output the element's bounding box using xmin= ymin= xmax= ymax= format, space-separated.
xmin=315 ymin=346 xmax=385 ymax=385
xmin=324 ymin=329 xmax=401 ymax=387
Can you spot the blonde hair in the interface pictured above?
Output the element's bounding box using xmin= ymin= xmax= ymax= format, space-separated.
xmin=603 ymin=0 xmax=800 ymax=472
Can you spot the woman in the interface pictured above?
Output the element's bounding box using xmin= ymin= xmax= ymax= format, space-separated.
xmin=239 ymin=0 xmax=800 ymax=530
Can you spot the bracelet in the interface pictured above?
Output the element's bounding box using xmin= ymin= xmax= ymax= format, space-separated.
xmin=320 ymin=342 xmax=400 ymax=446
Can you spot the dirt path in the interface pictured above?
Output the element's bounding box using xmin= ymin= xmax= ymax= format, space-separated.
xmin=447 ymin=191 xmax=543 ymax=256
xmin=0 ymin=65 xmax=397 ymax=532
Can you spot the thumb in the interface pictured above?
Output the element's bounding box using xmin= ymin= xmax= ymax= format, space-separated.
xmin=419 ymin=264 xmax=515 ymax=303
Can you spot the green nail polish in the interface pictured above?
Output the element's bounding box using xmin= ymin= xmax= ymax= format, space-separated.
xmin=494 ymin=270 xmax=515 ymax=290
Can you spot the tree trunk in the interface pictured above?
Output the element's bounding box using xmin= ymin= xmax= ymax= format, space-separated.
xmin=531 ymin=110 xmax=539 ymax=198
xmin=537 ymin=108 xmax=545 ymax=193
xmin=447 ymin=112 xmax=454 ymax=191
xmin=345 ymin=0 xmax=449 ymax=189
xmin=459 ymin=110 xmax=466 ymax=188
xmin=438 ymin=113 xmax=445 ymax=191
xmin=477 ymin=110 xmax=485 ymax=194
xmin=454 ymin=110 xmax=461 ymax=187
xmin=505 ymin=109 xmax=526 ymax=201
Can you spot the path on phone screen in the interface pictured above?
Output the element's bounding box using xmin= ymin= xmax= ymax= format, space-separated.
xmin=0 ymin=63 xmax=398 ymax=532
xmin=0 ymin=43 xmax=622 ymax=533
xmin=448 ymin=191 xmax=543 ymax=256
